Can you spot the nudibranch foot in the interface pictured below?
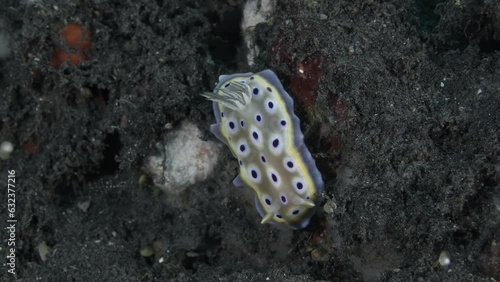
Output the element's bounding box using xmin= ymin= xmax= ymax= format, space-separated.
xmin=210 ymin=124 xmax=228 ymax=145
xmin=261 ymin=210 xmax=275 ymax=224
xmin=232 ymin=174 xmax=245 ymax=187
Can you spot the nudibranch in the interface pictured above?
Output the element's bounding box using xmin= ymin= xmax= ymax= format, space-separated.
xmin=202 ymin=70 xmax=324 ymax=229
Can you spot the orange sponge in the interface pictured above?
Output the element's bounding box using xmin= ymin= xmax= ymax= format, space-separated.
xmin=61 ymin=23 xmax=91 ymax=50
xmin=51 ymin=22 xmax=91 ymax=68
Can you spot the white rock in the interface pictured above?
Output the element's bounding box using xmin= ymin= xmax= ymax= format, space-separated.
xmin=241 ymin=0 xmax=276 ymax=66
xmin=0 ymin=141 xmax=14 ymax=160
xmin=144 ymin=121 xmax=221 ymax=194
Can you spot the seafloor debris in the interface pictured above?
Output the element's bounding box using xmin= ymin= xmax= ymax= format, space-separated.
xmin=143 ymin=121 xmax=222 ymax=194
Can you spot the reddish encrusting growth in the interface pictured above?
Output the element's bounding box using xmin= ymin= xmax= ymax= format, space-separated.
xmin=271 ymin=39 xmax=346 ymax=179
xmin=51 ymin=23 xmax=91 ymax=68
xmin=290 ymin=55 xmax=323 ymax=108
xmin=22 ymin=139 xmax=40 ymax=154
xmin=330 ymin=93 xmax=349 ymax=116
xmin=271 ymin=40 xmax=293 ymax=66
xmin=271 ymin=40 xmax=323 ymax=109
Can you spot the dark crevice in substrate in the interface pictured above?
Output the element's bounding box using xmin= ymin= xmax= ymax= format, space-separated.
xmin=99 ymin=131 xmax=122 ymax=175
xmin=205 ymin=6 xmax=243 ymax=69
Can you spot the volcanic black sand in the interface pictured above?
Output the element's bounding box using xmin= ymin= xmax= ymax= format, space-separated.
xmin=0 ymin=0 xmax=499 ymax=281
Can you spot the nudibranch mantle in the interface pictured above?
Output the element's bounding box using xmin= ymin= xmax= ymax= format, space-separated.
xmin=203 ymin=70 xmax=324 ymax=229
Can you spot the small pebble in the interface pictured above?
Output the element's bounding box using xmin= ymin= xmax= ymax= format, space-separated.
xmin=0 ymin=141 xmax=14 ymax=160
xmin=140 ymin=245 xmax=154 ymax=257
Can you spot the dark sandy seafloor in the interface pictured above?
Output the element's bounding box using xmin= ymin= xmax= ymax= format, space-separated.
xmin=0 ymin=0 xmax=499 ymax=281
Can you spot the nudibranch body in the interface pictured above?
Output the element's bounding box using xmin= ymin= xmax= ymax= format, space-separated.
xmin=202 ymin=70 xmax=324 ymax=229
